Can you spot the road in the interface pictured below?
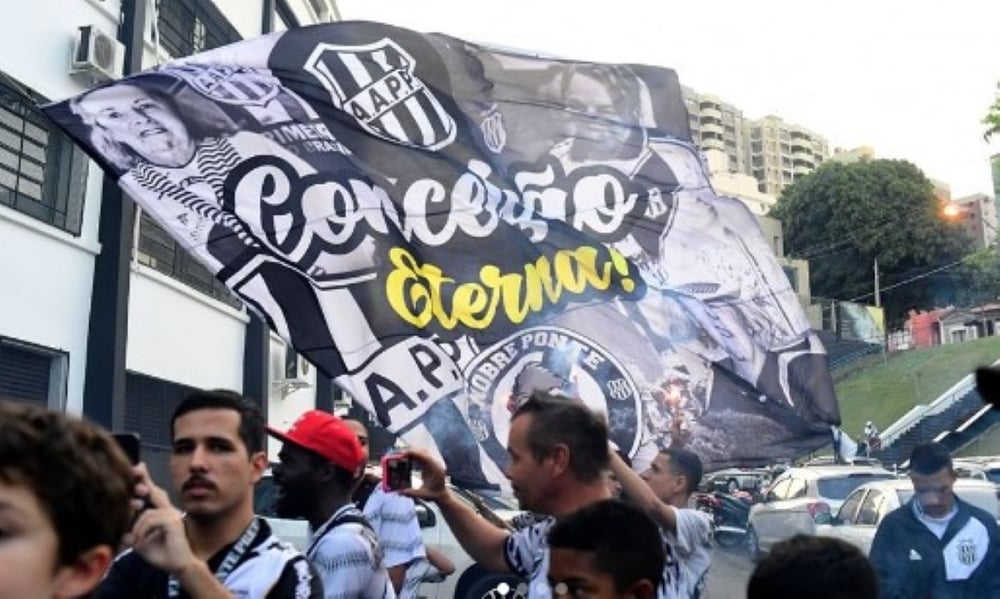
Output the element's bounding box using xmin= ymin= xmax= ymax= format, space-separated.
xmin=704 ymin=543 xmax=754 ymax=598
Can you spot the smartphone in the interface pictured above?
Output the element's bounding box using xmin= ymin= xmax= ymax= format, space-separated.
xmin=381 ymin=453 xmax=413 ymax=492
xmin=112 ymin=432 xmax=142 ymax=465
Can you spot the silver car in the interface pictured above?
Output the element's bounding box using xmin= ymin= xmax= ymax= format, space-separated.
xmin=746 ymin=465 xmax=895 ymax=561
xmin=815 ymin=478 xmax=1000 ymax=555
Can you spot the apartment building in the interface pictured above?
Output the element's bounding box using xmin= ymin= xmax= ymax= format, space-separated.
xmin=682 ymin=86 xmax=832 ymax=198
xmin=952 ymin=193 xmax=999 ymax=249
xmin=747 ymin=115 xmax=830 ymax=196
xmin=682 ymin=86 xmax=748 ymax=175
xmin=0 ymin=0 xmax=342 ymax=479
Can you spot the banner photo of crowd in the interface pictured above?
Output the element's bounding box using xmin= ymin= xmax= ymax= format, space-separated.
xmin=43 ymin=21 xmax=843 ymax=492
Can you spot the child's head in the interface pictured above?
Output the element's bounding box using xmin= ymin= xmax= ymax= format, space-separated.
xmin=547 ymin=499 xmax=664 ymax=598
xmin=0 ymin=401 xmax=134 ymax=598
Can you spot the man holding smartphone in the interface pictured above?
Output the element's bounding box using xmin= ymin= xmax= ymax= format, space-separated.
xmin=405 ymin=392 xmax=612 ymax=598
xmin=344 ymin=419 xmax=454 ymax=598
xmin=270 ymin=410 xmax=396 ymax=598
xmin=97 ymin=389 xmax=323 ymax=598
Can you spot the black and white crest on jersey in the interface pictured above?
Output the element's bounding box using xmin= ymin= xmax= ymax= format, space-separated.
xmin=168 ymin=65 xmax=281 ymax=107
xmin=304 ymin=38 xmax=457 ymax=150
xmin=957 ymin=538 xmax=978 ymax=566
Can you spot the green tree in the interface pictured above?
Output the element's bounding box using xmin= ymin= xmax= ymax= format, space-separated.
xmin=771 ymin=159 xmax=973 ymax=329
xmin=955 ymin=246 xmax=1000 ymax=306
xmin=984 ymin=81 xmax=1000 ymax=142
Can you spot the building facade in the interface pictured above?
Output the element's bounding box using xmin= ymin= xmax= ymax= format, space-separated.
xmin=682 ymin=86 xmax=749 ymax=175
xmin=682 ymin=86 xmax=832 ymax=198
xmin=747 ymin=115 xmax=830 ymax=197
xmin=0 ymin=0 xmax=343 ymax=478
xmin=952 ymin=192 xmax=998 ymax=249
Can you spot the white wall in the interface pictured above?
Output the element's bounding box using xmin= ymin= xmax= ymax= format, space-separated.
xmin=127 ymin=267 xmax=247 ymax=391
xmin=210 ymin=0 xmax=264 ymax=39
xmin=0 ymin=0 xmax=121 ymax=413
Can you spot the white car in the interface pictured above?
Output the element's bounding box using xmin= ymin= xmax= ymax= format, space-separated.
xmin=254 ymin=471 xmax=527 ymax=599
xmin=815 ymin=478 xmax=1000 ymax=556
xmin=746 ymin=465 xmax=895 ymax=561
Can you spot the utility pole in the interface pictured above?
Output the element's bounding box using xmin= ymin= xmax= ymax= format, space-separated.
xmin=874 ymin=257 xmax=881 ymax=308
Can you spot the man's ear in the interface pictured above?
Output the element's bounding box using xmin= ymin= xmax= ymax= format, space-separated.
xmin=548 ymin=443 xmax=571 ymax=477
xmin=624 ymin=579 xmax=656 ymax=599
xmin=52 ymin=545 xmax=113 ymax=599
xmin=250 ymin=450 xmax=268 ymax=483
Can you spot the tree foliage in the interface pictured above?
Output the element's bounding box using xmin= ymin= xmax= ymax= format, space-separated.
xmin=955 ymin=246 xmax=1000 ymax=307
xmin=984 ymin=81 xmax=1000 ymax=142
xmin=770 ymin=159 xmax=973 ymax=328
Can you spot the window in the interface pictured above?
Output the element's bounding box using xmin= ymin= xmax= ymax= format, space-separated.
xmin=0 ymin=337 xmax=68 ymax=409
xmin=157 ymin=0 xmax=242 ymax=59
xmin=136 ymin=212 xmax=241 ymax=308
xmin=767 ymin=477 xmax=792 ymax=501
xmin=0 ymin=76 xmax=87 ymax=235
xmin=787 ymin=477 xmax=808 ymax=499
xmin=857 ymin=491 xmax=883 ymax=525
xmin=817 ymin=473 xmax=894 ymax=501
xmin=837 ymin=490 xmax=865 ymax=524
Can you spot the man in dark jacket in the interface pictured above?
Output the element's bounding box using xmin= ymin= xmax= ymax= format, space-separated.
xmin=870 ymin=442 xmax=1000 ymax=598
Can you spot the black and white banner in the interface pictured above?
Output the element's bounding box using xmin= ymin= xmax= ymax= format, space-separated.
xmin=45 ymin=22 xmax=841 ymax=488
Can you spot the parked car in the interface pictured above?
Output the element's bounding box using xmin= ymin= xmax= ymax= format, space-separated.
xmin=746 ymin=465 xmax=895 ymax=561
xmin=800 ymin=455 xmax=884 ymax=468
xmin=253 ymin=470 xmax=526 ymax=599
xmin=700 ymin=468 xmax=772 ymax=495
xmin=952 ymin=456 xmax=1000 ymax=485
xmin=814 ymin=478 xmax=1000 ymax=555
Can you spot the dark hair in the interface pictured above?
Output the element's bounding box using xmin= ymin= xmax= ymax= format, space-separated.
xmin=747 ymin=534 xmax=877 ymax=599
xmin=512 ymin=392 xmax=609 ymax=483
xmin=0 ymin=401 xmax=133 ymax=565
xmin=662 ymin=447 xmax=703 ymax=494
xmin=560 ymin=62 xmax=643 ymax=123
xmin=909 ymin=442 xmax=953 ymax=476
xmin=171 ymin=389 xmax=265 ymax=455
xmin=549 ymin=499 xmax=665 ymax=592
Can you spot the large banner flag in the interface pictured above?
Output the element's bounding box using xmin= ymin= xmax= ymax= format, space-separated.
xmin=44 ymin=22 xmax=841 ymax=488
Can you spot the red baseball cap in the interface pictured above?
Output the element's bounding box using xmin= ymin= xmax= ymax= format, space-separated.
xmin=268 ymin=410 xmax=365 ymax=472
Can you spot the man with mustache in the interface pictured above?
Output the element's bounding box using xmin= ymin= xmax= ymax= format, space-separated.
xmin=97 ymin=390 xmax=323 ymax=598
xmin=270 ymin=410 xmax=396 ymax=598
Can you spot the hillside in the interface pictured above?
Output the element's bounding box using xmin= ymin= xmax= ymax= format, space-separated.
xmin=835 ymin=336 xmax=1000 ymax=439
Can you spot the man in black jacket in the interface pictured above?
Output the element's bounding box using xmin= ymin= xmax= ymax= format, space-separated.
xmin=870 ymin=442 xmax=1000 ymax=598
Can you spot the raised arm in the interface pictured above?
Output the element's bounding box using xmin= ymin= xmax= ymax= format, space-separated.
xmin=404 ymin=449 xmax=512 ymax=573
xmin=608 ymin=448 xmax=678 ymax=534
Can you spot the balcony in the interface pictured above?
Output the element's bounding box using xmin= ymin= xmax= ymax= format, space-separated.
xmin=699 ymin=106 xmax=722 ymax=120
xmin=700 ymin=122 xmax=724 ymax=136
xmin=792 ymin=150 xmax=814 ymax=165
xmin=793 ymin=163 xmax=813 ymax=176
xmin=701 ymin=136 xmax=725 ymax=151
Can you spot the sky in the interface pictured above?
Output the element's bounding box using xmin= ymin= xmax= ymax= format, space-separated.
xmin=335 ymin=0 xmax=1000 ymax=198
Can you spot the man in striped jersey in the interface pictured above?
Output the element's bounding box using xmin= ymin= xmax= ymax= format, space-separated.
xmin=406 ymin=392 xmax=612 ymax=598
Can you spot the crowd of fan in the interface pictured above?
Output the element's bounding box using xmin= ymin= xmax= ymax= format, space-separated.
xmin=1 ymin=386 xmax=998 ymax=599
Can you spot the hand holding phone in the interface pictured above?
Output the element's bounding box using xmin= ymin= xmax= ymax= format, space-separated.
xmin=381 ymin=453 xmax=413 ymax=493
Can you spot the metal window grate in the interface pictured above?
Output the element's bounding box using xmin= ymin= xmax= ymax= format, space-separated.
xmin=156 ymin=0 xmax=242 ymax=59
xmin=0 ymin=75 xmax=86 ymax=235
xmin=137 ymin=211 xmax=242 ymax=308
xmin=0 ymin=343 xmax=51 ymax=405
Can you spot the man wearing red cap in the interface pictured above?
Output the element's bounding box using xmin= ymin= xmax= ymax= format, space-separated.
xmin=270 ymin=410 xmax=396 ymax=598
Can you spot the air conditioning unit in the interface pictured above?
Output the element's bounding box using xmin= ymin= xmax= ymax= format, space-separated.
xmin=270 ymin=345 xmax=312 ymax=399
xmin=70 ymin=25 xmax=124 ymax=82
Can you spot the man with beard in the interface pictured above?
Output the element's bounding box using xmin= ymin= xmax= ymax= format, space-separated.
xmin=97 ymin=390 xmax=322 ymax=598
xmin=270 ymin=411 xmax=395 ymax=598
xmin=405 ymin=392 xmax=611 ymax=598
